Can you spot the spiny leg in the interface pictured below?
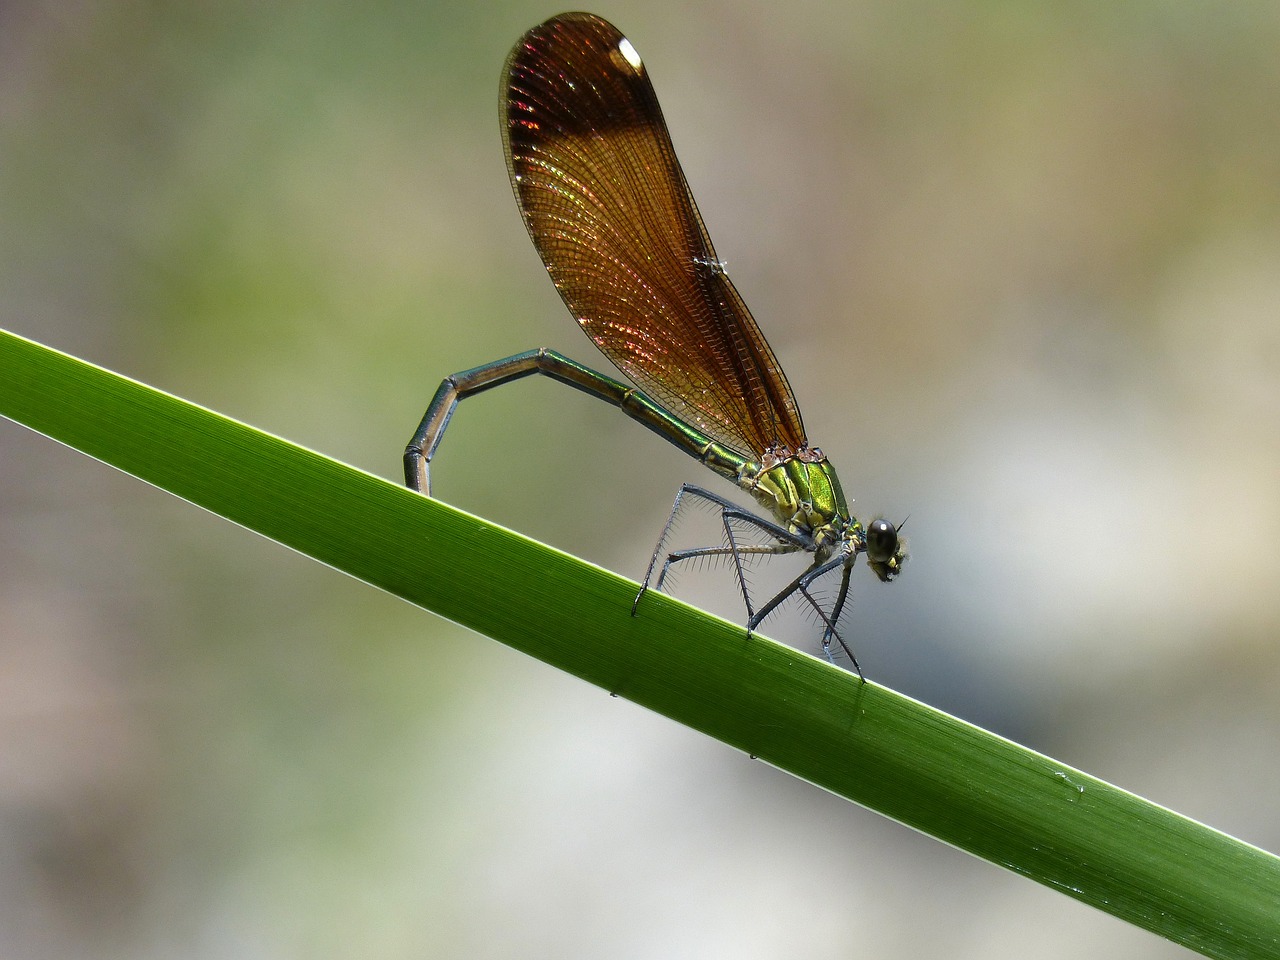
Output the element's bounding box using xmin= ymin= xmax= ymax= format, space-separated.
xmin=745 ymin=553 xmax=864 ymax=680
xmin=653 ymin=542 xmax=798 ymax=595
xmin=652 ymin=540 xmax=805 ymax=631
xmin=634 ymin=484 xmax=804 ymax=616
xmin=635 ymin=484 xmax=722 ymax=611
xmin=798 ymin=562 xmax=861 ymax=680
xmin=746 ymin=553 xmax=844 ymax=631
xmin=719 ymin=506 xmax=808 ymax=625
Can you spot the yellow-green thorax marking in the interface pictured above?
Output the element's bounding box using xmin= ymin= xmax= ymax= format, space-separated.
xmin=739 ymin=445 xmax=903 ymax=583
xmin=741 ymin=447 xmax=848 ymax=551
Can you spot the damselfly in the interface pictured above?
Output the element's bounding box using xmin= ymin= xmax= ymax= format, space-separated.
xmin=405 ymin=13 xmax=905 ymax=676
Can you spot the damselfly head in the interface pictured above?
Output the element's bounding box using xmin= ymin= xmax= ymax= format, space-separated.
xmin=864 ymin=518 xmax=906 ymax=583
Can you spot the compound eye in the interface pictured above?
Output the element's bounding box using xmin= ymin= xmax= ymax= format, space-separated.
xmin=865 ymin=519 xmax=898 ymax=564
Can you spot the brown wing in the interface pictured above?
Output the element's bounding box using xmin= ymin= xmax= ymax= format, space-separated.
xmin=501 ymin=13 xmax=807 ymax=459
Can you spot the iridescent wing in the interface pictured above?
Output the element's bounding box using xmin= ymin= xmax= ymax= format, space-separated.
xmin=501 ymin=13 xmax=807 ymax=459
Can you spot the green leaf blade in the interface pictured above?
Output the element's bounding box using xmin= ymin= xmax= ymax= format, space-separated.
xmin=2 ymin=327 xmax=1278 ymax=960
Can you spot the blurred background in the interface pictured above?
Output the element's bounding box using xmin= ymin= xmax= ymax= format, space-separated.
xmin=2 ymin=0 xmax=1279 ymax=957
